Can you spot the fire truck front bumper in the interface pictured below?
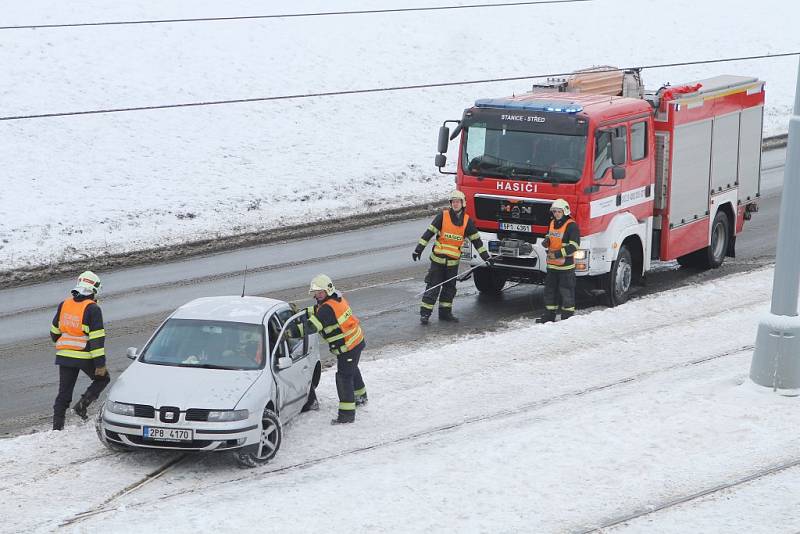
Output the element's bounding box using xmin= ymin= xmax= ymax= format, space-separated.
xmin=462 ymin=234 xmax=594 ymax=275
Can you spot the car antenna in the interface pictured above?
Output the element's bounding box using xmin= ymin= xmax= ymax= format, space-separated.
xmin=241 ymin=265 xmax=248 ymax=297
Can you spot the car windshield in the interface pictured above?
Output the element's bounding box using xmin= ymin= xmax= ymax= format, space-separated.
xmin=140 ymin=319 xmax=265 ymax=370
xmin=462 ymin=125 xmax=586 ymax=183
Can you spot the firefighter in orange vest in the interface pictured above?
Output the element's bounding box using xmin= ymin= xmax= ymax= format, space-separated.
xmin=49 ymin=271 xmax=110 ymax=430
xmin=300 ymin=274 xmax=366 ymax=425
xmin=413 ymin=190 xmax=491 ymax=325
xmin=537 ymin=199 xmax=581 ymax=323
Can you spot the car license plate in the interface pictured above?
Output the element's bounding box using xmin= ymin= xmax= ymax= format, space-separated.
xmin=143 ymin=426 xmax=193 ymax=442
xmin=499 ymin=222 xmax=531 ymax=233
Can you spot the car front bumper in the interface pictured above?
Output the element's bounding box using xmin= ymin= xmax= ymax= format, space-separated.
xmin=100 ymin=410 xmax=261 ymax=452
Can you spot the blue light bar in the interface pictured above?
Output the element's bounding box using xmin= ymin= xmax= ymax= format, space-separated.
xmin=474 ymin=98 xmax=583 ymax=114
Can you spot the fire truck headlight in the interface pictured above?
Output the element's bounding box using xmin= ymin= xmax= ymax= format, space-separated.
xmin=574 ymin=249 xmax=589 ymax=272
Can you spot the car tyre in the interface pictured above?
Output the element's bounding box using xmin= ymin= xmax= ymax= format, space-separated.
xmin=95 ymin=405 xmax=132 ymax=453
xmin=234 ymin=408 xmax=282 ymax=468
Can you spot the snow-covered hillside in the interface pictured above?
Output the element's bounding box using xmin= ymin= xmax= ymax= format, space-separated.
xmin=2 ymin=0 xmax=797 ymax=270
xmin=2 ymin=266 xmax=799 ymax=533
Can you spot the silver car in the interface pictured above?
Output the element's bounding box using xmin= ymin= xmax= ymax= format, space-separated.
xmin=95 ymin=296 xmax=320 ymax=468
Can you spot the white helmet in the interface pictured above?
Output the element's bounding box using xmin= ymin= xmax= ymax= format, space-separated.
xmin=73 ymin=270 xmax=101 ymax=296
xmin=550 ymin=198 xmax=570 ymax=216
xmin=308 ymin=274 xmax=335 ymax=296
xmin=449 ymin=190 xmax=466 ymax=204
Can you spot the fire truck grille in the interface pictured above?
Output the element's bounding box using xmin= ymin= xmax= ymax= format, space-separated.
xmin=475 ymin=196 xmax=552 ymax=227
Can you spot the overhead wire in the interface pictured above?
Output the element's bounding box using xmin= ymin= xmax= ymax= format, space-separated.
xmin=0 ymin=0 xmax=591 ymax=30
xmin=1 ymin=52 xmax=796 ymax=122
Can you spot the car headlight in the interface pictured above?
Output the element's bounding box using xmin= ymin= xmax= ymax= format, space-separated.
xmin=207 ymin=409 xmax=249 ymax=422
xmin=106 ymin=401 xmax=135 ymax=416
xmin=573 ymin=249 xmax=587 ymax=260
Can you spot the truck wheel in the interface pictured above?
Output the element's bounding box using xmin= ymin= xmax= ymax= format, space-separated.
xmin=677 ymin=210 xmax=729 ymax=270
xmin=703 ymin=210 xmax=730 ymax=269
xmin=603 ymin=245 xmax=633 ymax=307
xmin=473 ymin=267 xmax=506 ymax=294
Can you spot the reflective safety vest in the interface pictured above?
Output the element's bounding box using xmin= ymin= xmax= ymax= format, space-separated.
xmin=546 ymin=218 xmax=576 ymax=268
xmin=55 ymin=298 xmax=95 ymax=358
xmin=433 ymin=210 xmax=469 ymax=260
xmin=318 ymin=296 xmax=364 ymax=355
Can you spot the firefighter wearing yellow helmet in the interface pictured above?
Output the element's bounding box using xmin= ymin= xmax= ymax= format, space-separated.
xmin=301 ymin=274 xmax=367 ymax=425
xmin=49 ymin=270 xmax=110 ymax=430
xmin=412 ymin=189 xmax=491 ymax=325
xmin=537 ymin=199 xmax=581 ymax=323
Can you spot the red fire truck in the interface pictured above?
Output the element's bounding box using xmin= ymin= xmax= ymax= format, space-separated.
xmin=434 ymin=69 xmax=764 ymax=305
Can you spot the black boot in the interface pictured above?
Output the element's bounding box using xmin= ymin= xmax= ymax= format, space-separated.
xmin=355 ymin=393 xmax=368 ymax=406
xmin=438 ymin=309 xmax=459 ymax=323
xmin=536 ymin=312 xmax=556 ymax=324
xmin=331 ymin=411 xmax=355 ymax=425
xmin=420 ymin=315 xmax=430 ymax=325
xmin=53 ymin=416 xmax=65 ymax=431
xmin=560 ymin=311 xmax=574 ymax=320
xmin=72 ymin=395 xmax=93 ymax=421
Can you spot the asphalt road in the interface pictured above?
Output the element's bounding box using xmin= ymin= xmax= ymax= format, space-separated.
xmin=0 ymin=148 xmax=786 ymax=436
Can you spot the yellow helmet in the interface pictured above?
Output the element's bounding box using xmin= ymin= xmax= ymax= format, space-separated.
xmin=73 ymin=270 xmax=101 ymax=296
xmin=308 ymin=274 xmax=335 ymax=296
xmin=550 ymin=198 xmax=570 ymax=216
xmin=450 ymin=190 xmax=466 ymax=204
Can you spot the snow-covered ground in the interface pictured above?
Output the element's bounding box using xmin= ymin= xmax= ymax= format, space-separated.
xmin=1 ymin=0 xmax=797 ymax=271
xmin=2 ymin=266 xmax=799 ymax=533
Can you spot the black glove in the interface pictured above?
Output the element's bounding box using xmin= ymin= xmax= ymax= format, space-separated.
xmin=481 ymin=254 xmax=493 ymax=264
xmin=412 ymin=251 xmax=422 ymax=262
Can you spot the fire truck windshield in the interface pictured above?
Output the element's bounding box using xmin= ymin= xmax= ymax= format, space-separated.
xmin=462 ymin=126 xmax=586 ymax=183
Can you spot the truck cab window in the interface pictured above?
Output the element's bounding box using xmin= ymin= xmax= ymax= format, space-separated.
xmin=631 ymin=121 xmax=647 ymax=161
xmin=593 ymin=130 xmax=612 ymax=179
xmin=594 ymin=127 xmax=627 ymax=180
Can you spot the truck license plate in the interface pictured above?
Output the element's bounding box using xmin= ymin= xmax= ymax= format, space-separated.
xmin=143 ymin=426 xmax=193 ymax=442
xmin=499 ymin=222 xmax=531 ymax=233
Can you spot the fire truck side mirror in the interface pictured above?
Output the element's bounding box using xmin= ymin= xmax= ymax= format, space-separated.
xmin=435 ymin=153 xmax=448 ymax=168
xmin=612 ymin=166 xmax=626 ymax=180
xmin=437 ymin=126 xmax=451 ymax=154
xmin=611 ymin=136 xmax=626 ymax=166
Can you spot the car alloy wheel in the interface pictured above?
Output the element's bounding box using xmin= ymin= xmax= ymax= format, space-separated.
xmin=234 ymin=408 xmax=282 ymax=468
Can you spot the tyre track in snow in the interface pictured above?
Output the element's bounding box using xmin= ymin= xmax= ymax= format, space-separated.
xmin=60 ymin=343 xmax=756 ymax=527
xmin=56 ymin=453 xmax=189 ymax=528
xmin=0 ymin=450 xmax=116 ymax=494
xmin=579 ymin=458 xmax=800 ymax=533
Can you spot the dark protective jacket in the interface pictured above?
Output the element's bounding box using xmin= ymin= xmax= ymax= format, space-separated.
xmin=415 ymin=208 xmax=490 ymax=266
xmin=301 ymin=293 xmax=365 ymax=355
xmin=543 ymin=216 xmax=581 ymax=270
xmin=50 ymin=294 xmax=106 ymax=367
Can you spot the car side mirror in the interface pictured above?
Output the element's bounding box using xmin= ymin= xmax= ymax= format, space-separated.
xmin=277 ymin=356 xmax=292 ymax=370
xmin=435 ymin=153 xmax=447 ymax=168
xmin=612 ymin=166 xmax=626 ymax=180
xmin=126 ymin=347 xmax=138 ymax=360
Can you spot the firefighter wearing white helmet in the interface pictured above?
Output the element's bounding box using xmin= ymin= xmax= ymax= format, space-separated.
xmin=300 ymin=274 xmax=367 ymax=425
xmin=49 ymin=271 xmax=110 ymax=430
xmin=412 ymin=189 xmax=492 ymax=325
xmin=537 ymin=199 xmax=581 ymax=323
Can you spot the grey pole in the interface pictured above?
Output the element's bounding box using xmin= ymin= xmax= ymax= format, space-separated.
xmin=750 ymin=57 xmax=800 ymax=392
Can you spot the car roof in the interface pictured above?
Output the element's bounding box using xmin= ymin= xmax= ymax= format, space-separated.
xmin=170 ymin=296 xmax=285 ymax=324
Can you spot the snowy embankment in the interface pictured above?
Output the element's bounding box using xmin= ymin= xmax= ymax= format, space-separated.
xmin=2 ymin=266 xmax=799 ymax=533
xmin=1 ymin=0 xmax=797 ymax=271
